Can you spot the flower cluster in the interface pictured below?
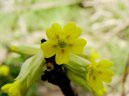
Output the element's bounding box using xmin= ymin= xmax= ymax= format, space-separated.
xmin=85 ymin=50 xmax=114 ymax=96
xmin=41 ymin=22 xmax=86 ymax=64
xmin=1 ymin=22 xmax=114 ymax=96
xmin=86 ymin=59 xmax=114 ymax=95
xmin=40 ymin=22 xmax=114 ymax=95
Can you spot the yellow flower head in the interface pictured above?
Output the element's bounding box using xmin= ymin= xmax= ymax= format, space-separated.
xmin=1 ymin=80 xmax=22 ymax=96
xmin=1 ymin=53 xmax=45 ymax=96
xmin=86 ymin=60 xmax=114 ymax=95
xmin=41 ymin=22 xmax=86 ymax=64
xmin=0 ymin=65 xmax=10 ymax=76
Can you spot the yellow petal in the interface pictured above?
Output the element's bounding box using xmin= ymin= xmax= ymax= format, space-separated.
xmin=41 ymin=40 xmax=57 ymax=58
xmin=63 ymin=22 xmax=82 ymax=39
xmin=1 ymin=84 xmax=12 ymax=93
xmin=98 ymin=59 xmax=113 ymax=68
xmin=98 ymin=70 xmax=113 ymax=83
xmin=46 ymin=23 xmax=62 ymax=40
xmin=88 ymin=77 xmax=104 ymax=91
xmin=99 ymin=69 xmax=114 ymax=83
xmin=70 ymin=38 xmax=86 ymax=54
xmin=9 ymin=88 xmax=21 ymax=96
xmin=95 ymin=88 xmax=106 ymax=96
xmin=55 ymin=48 xmax=70 ymax=64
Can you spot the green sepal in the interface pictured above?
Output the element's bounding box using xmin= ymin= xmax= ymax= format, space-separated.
xmin=10 ymin=45 xmax=40 ymax=56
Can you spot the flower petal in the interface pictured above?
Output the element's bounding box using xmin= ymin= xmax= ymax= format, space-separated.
xmin=88 ymin=77 xmax=104 ymax=91
xmin=46 ymin=23 xmax=62 ymax=40
xmin=9 ymin=88 xmax=21 ymax=96
xmin=70 ymin=38 xmax=86 ymax=54
xmin=41 ymin=40 xmax=57 ymax=58
xmin=1 ymin=83 xmax=12 ymax=93
xmin=55 ymin=48 xmax=70 ymax=64
xmin=98 ymin=59 xmax=113 ymax=68
xmin=99 ymin=69 xmax=114 ymax=83
xmin=95 ymin=88 xmax=106 ymax=96
xmin=63 ymin=22 xmax=82 ymax=39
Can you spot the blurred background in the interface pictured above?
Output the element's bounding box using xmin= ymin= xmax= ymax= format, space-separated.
xmin=0 ymin=0 xmax=129 ymax=96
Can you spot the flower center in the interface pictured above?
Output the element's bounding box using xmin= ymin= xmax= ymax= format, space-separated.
xmin=87 ymin=65 xmax=96 ymax=75
xmin=58 ymin=40 xmax=67 ymax=48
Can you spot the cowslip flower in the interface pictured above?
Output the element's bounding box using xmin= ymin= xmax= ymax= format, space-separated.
xmin=1 ymin=52 xmax=45 ymax=96
xmin=0 ymin=65 xmax=10 ymax=76
xmin=1 ymin=80 xmax=23 ymax=96
xmin=41 ymin=22 xmax=86 ymax=64
xmin=86 ymin=59 xmax=114 ymax=95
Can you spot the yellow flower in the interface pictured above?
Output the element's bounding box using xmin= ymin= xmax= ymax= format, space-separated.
xmin=1 ymin=80 xmax=22 ymax=96
xmin=1 ymin=53 xmax=45 ymax=96
xmin=41 ymin=22 xmax=86 ymax=64
xmin=86 ymin=59 xmax=114 ymax=95
xmin=0 ymin=65 xmax=10 ymax=76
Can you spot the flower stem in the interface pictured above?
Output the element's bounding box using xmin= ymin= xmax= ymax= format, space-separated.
xmin=41 ymin=56 xmax=77 ymax=96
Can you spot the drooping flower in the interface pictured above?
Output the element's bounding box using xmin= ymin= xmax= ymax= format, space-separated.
xmin=41 ymin=22 xmax=86 ymax=64
xmin=86 ymin=59 xmax=114 ymax=95
xmin=0 ymin=65 xmax=10 ymax=76
xmin=1 ymin=52 xmax=45 ymax=96
xmin=1 ymin=80 xmax=22 ymax=96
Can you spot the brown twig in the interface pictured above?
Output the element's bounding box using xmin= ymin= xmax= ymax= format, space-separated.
xmin=121 ymin=55 xmax=129 ymax=96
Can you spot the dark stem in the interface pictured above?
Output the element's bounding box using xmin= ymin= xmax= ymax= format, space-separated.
xmin=41 ymin=56 xmax=77 ymax=96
